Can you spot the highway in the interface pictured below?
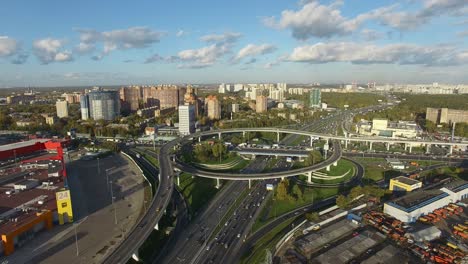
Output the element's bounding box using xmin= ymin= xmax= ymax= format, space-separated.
xmin=173 ymin=140 xmax=342 ymax=180
xmin=102 ymin=145 xmax=174 ymax=263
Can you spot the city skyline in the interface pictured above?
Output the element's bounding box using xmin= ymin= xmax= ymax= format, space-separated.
xmin=0 ymin=0 xmax=467 ymax=86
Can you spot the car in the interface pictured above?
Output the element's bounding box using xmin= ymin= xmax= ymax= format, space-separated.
xmin=206 ymin=245 xmax=210 ymax=251
xmin=237 ymin=233 xmax=241 ymax=238
xmin=352 ymin=232 xmax=359 ymax=237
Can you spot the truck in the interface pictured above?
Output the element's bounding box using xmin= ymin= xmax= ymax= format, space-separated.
xmin=135 ymin=153 xmax=141 ymax=159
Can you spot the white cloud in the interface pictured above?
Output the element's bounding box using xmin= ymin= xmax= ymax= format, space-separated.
xmin=75 ymin=26 xmax=165 ymax=58
xmin=287 ymin=42 xmax=468 ymax=66
xmin=178 ymin=43 xmax=230 ymax=66
xmin=457 ymin=30 xmax=468 ymax=37
xmin=264 ymin=1 xmax=363 ymax=39
xmin=233 ymin=44 xmax=276 ymax=62
xmin=74 ymin=42 xmax=95 ymax=54
xmin=266 ymin=0 xmax=468 ymax=39
xmin=33 ymin=38 xmax=73 ymax=64
xmin=0 ymin=36 xmax=18 ymax=57
xmin=200 ymin=32 xmax=242 ymax=43
xmin=144 ymin=53 xmax=164 ymax=64
xmin=176 ymin=30 xmax=187 ymax=37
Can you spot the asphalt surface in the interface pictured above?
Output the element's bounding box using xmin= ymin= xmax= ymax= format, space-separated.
xmin=102 ymin=146 xmax=174 ymax=264
xmin=172 ymin=140 xmax=342 ymax=180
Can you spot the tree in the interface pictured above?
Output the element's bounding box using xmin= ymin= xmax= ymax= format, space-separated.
xmin=349 ymin=186 xmax=363 ymax=200
xmin=336 ymin=195 xmax=349 ymax=209
xmin=305 ymin=212 xmax=319 ymax=222
xmin=276 ymin=179 xmax=290 ymax=201
xmin=305 ymin=150 xmax=322 ymax=166
xmin=292 ymin=184 xmax=303 ymax=202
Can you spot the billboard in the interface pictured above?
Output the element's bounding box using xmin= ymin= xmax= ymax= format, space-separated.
xmin=56 ymin=189 xmax=73 ymax=224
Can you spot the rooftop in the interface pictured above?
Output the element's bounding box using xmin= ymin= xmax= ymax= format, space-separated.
xmin=0 ymin=139 xmax=49 ymax=152
xmin=387 ymin=190 xmax=448 ymax=212
xmin=443 ymin=180 xmax=468 ymax=193
xmin=392 ymin=176 xmax=421 ymax=186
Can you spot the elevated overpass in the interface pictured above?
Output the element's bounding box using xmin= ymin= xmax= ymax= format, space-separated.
xmin=234 ymin=148 xmax=310 ymax=158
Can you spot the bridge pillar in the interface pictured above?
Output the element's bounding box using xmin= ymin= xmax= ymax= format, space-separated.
xmin=386 ymin=142 xmax=390 ymax=151
xmin=333 ymin=161 xmax=338 ymax=166
xmin=323 ymin=150 xmax=328 ymax=159
xmin=310 ymin=136 xmax=314 ymax=147
xmin=426 ymin=144 xmax=431 ymax=153
xmin=326 ymin=165 xmax=331 ymax=171
xmin=216 ymin=178 xmax=221 ymax=189
xmin=248 ymin=179 xmax=251 ymax=189
xmin=243 ymin=131 xmax=246 ymax=138
xmin=449 ymin=145 xmax=453 ymax=155
xmin=345 ymin=140 xmax=348 ymax=149
xmin=218 ymin=132 xmax=222 ymax=140
xmin=198 ymin=137 xmax=201 ymax=143
xmin=409 ymin=145 xmax=412 ymax=153
xmin=404 ymin=143 xmax=408 ymax=151
xmin=177 ymin=175 xmax=180 ymax=186
xmin=277 ymin=131 xmax=280 ymax=143
xmin=132 ymin=253 xmax=140 ymax=262
xmin=154 ymin=222 xmax=159 ymax=230
xmin=369 ymin=142 xmax=373 ymax=151
xmin=307 ymin=172 xmax=312 ymax=183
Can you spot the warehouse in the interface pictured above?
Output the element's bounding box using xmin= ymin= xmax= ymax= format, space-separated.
xmin=384 ymin=180 xmax=468 ymax=222
xmin=389 ymin=176 xmax=422 ymax=192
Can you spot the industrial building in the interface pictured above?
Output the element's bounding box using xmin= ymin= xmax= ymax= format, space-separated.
xmin=0 ymin=138 xmax=71 ymax=256
xmin=357 ymin=118 xmax=420 ymax=138
xmin=426 ymin=107 xmax=468 ymax=124
xmin=384 ymin=180 xmax=468 ymax=222
xmin=389 ymin=176 xmax=422 ymax=192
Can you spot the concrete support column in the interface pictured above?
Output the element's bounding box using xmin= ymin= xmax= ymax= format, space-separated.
xmin=216 ymin=178 xmax=221 ymax=189
xmin=449 ymin=145 xmax=453 ymax=155
xmin=333 ymin=161 xmax=338 ymax=166
xmin=409 ymin=145 xmax=412 ymax=153
xmin=307 ymin=172 xmax=312 ymax=183
xmin=345 ymin=140 xmax=348 ymax=149
xmin=277 ymin=131 xmax=280 ymax=143
xmin=323 ymin=150 xmax=328 ymax=159
xmin=198 ymin=137 xmax=201 ymax=143
xmin=369 ymin=142 xmax=373 ymax=151
xmin=177 ymin=175 xmax=180 ymax=186
xmin=386 ymin=142 xmax=390 ymax=151
xmin=404 ymin=143 xmax=408 ymax=151
xmin=154 ymin=222 xmax=159 ymax=230
xmin=310 ymin=136 xmax=314 ymax=147
xmin=281 ymin=177 xmax=285 ymax=181
xmin=326 ymin=165 xmax=331 ymax=171
xmin=426 ymin=144 xmax=431 ymax=153
xmin=218 ymin=132 xmax=222 ymax=140
xmin=243 ymin=131 xmax=246 ymax=138
xmin=132 ymin=253 xmax=140 ymax=262
xmin=248 ymin=179 xmax=252 ymax=189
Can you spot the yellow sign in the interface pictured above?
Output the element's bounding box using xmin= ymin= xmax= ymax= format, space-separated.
xmin=56 ymin=189 xmax=73 ymax=224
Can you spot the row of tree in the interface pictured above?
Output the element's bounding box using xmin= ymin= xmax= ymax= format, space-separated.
xmin=336 ymin=185 xmax=387 ymax=209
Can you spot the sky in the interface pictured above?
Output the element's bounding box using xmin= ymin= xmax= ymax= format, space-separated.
xmin=0 ymin=0 xmax=467 ymax=87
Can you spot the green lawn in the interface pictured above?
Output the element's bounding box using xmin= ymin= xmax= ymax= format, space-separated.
xmin=240 ymin=217 xmax=297 ymax=264
xmin=268 ymin=187 xmax=339 ymax=219
xmin=178 ymin=172 xmax=219 ymax=215
xmin=318 ymin=159 xmax=354 ymax=175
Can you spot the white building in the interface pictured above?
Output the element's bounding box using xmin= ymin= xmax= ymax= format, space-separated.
xmin=56 ymin=100 xmax=69 ymax=118
xmin=233 ymin=84 xmax=244 ymax=92
xmin=277 ymin=83 xmax=287 ymax=92
xmin=230 ymin=103 xmax=239 ymax=113
xmin=357 ymin=118 xmax=420 ymax=139
xmin=269 ymin=90 xmax=284 ymax=102
xmin=178 ymin=104 xmax=195 ymax=135
xmin=218 ymin=83 xmax=226 ymax=93
xmin=384 ymin=181 xmax=468 ymax=223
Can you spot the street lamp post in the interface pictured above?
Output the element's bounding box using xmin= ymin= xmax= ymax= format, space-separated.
xmin=73 ymin=216 xmax=88 ymax=257
xmin=110 ymin=180 xmax=117 ymax=225
xmin=105 ymin=168 xmax=112 ymax=191
xmin=97 ymin=157 xmax=100 ymax=175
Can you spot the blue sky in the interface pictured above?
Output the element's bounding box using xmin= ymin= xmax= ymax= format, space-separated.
xmin=0 ymin=0 xmax=467 ymax=86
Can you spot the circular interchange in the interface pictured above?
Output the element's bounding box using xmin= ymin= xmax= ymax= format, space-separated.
xmin=172 ymin=128 xmax=343 ymax=180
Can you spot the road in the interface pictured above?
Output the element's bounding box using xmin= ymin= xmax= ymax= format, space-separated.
xmin=196 ymin=158 xmax=270 ymax=264
xmin=102 ymin=145 xmax=173 ymax=264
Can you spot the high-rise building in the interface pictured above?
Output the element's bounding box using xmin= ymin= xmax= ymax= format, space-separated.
xmin=56 ymin=100 xmax=69 ymax=118
xmin=277 ymin=83 xmax=287 ymax=92
xmin=179 ymin=104 xmax=195 ymax=135
xmin=218 ymin=83 xmax=227 ymax=93
xmin=80 ymin=89 xmax=121 ymax=121
xmin=119 ymin=86 xmax=142 ymax=111
xmin=233 ymin=84 xmax=244 ymax=92
xmin=205 ymin=95 xmax=221 ymax=120
xmin=140 ymin=85 xmax=179 ymax=109
xmin=63 ymin=93 xmax=81 ymax=104
xmin=269 ymin=90 xmax=284 ymax=102
xmin=231 ymin=103 xmax=239 ymax=113
xmin=256 ymin=95 xmax=268 ymax=113
xmin=310 ymin=89 xmax=321 ymax=108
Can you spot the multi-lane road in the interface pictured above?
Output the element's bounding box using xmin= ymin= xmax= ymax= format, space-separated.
xmin=103 ymin=146 xmax=174 ymax=263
